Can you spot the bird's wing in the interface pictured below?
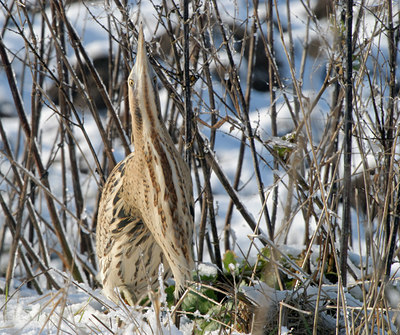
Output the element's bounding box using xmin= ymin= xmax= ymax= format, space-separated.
xmin=96 ymin=154 xmax=171 ymax=304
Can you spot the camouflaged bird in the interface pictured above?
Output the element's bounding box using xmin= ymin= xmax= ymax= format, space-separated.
xmin=96 ymin=25 xmax=194 ymax=305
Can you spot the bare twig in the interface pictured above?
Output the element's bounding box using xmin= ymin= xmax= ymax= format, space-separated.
xmin=339 ymin=0 xmax=353 ymax=288
xmin=0 ymin=33 xmax=84 ymax=283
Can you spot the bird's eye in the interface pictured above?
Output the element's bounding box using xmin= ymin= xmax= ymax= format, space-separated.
xmin=128 ymin=79 xmax=134 ymax=87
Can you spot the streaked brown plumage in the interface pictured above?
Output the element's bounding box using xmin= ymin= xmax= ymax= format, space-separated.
xmin=96 ymin=25 xmax=194 ymax=305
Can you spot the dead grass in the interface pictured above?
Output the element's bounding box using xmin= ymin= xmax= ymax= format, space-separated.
xmin=0 ymin=0 xmax=399 ymax=333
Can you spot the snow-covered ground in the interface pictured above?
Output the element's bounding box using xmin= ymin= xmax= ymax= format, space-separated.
xmin=0 ymin=0 xmax=399 ymax=333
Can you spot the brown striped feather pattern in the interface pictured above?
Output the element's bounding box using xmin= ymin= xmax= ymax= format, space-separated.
xmin=96 ymin=26 xmax=194 ymax=305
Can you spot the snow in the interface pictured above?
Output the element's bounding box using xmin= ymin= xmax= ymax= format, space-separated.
xmin=0 ymin=0 xmax=399 ymax=333
xmin=0 ymin=281 xmax=182 ymax=335
xmin=197 ymin=263 xmax=219 ymax=278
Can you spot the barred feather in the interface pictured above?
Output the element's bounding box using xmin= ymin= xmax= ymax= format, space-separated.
xmin=96 ymin=25 xmax=194 ymax=305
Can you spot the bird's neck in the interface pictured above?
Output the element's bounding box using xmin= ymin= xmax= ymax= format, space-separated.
xmin=131 ymin=111 xmax=171 ymax=152
xmin=129 ymin=84 xmax=168 ymax=150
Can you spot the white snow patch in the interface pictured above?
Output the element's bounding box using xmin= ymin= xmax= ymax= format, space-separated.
xmin=198 ymin=262 xmax=219 ymax=277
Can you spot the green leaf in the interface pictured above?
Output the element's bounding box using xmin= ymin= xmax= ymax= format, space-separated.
xmin=182 ymin=288 xmax=217 ymax=315
xmin=165 ymin=285 xmax=175 ymax=308
xmin=223 ymin=250 xmax=238 ymax=273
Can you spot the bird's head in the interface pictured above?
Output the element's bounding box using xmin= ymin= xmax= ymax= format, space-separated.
xmin=128 ymin=24 xmax=162 ymax=140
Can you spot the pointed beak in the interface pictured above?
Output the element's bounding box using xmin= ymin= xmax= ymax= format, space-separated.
xmin=128 ymin=24 xmax=161 ymax=135
xmin=132 ymin=24 xmax=148 ymax=80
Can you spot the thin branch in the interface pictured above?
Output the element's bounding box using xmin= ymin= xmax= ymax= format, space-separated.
xmin=0 ymin=34 xmax=84 ymax=283
xmin=340 ymin=0 xmax=354 ymax=288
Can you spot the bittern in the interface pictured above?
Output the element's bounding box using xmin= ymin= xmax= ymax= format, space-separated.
xmin=96 ymin=26 xmax=194 ymax=305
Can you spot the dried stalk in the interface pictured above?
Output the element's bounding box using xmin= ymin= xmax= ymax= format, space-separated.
xmin=384 ymin=0 xmax=399 ymax=279
xmin=212 ymin=0 xmax=273 ymax=238
xmin=339 ymin=0 xmax=353 ymax=288
xmin=0 ymin=34 xmax=84 ymax=283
